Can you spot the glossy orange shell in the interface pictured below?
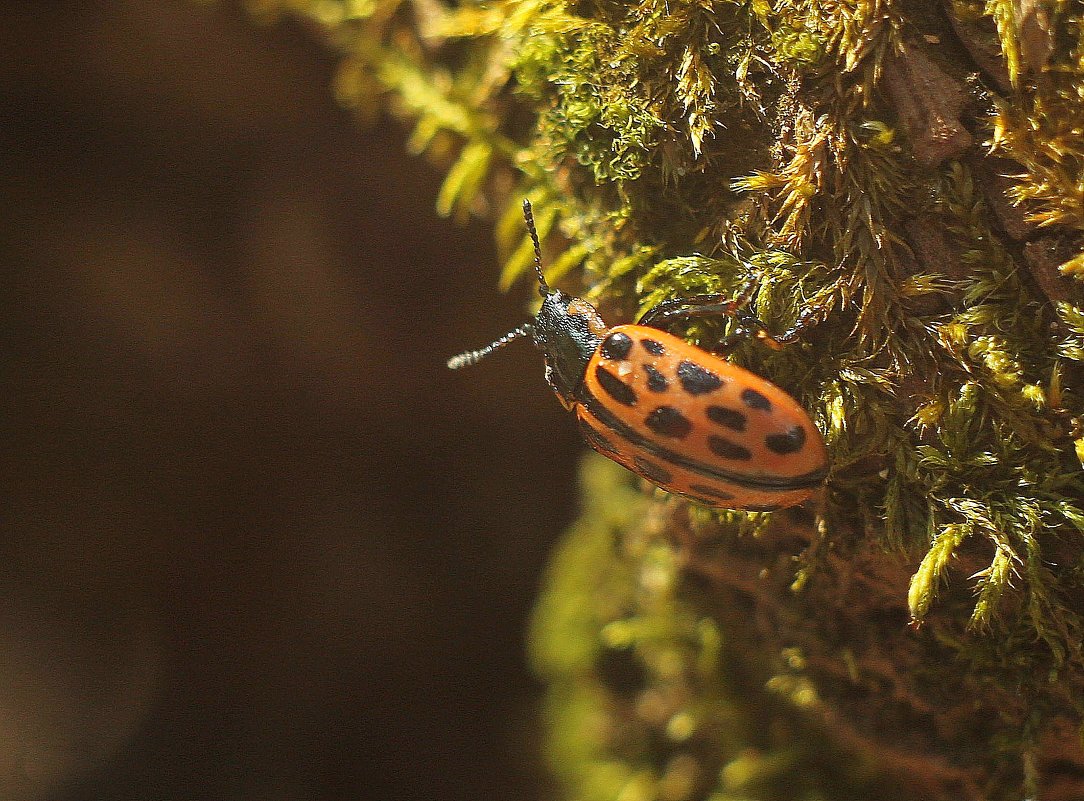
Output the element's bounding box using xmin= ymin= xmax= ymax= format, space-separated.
xmin=575 ymin=325 xmax=828 ymax=510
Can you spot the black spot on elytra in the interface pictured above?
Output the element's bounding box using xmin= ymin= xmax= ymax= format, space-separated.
xmin=745 ymin=503 xmax=781 ymax=513
xmin=633 ymin=456 xmax=673 ymax=486
xmin=741 ymin=388 xmax=772 ymax=411
xmin=708 ymin=435 xmax=753 ymax=461
xmin=706 ymin=405 xmax=747 ymax=432
xmin=677 ymin=360 xmax=723 ymax=395
xmin=640 ymin=338 xmax=665 ymax=356
xmin=644 ymin=364 xmax=668 ymax=392
xmin=765 ymin=424 xmax=807 ymax=455
xmin=688 ymin=483 xmax=736 ymax=501
xmin=580 ymin=421 xmax=619 ymax=455
xmin=601 ymin=332 xmax=633 ymax=361
xmin=644 ymin=406 xmax=691 ymax=439
xmin=595 ymin=365 xmax=637 ymax=406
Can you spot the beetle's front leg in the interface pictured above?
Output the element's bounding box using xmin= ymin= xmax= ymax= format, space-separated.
xmin=637 ymin=274 xmax=829 ymax=355
xmin=636 ymin=275 xmax=759 ymax=329
xmin=637 ymin=277 xmax=779 ymax=356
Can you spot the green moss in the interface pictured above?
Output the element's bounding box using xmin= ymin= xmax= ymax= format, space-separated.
xmin=530 ymin=456 xmax=916 ymax=801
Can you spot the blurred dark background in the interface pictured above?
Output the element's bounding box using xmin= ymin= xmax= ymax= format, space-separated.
xmin=0 ymin=2 xmax=583 ymax=799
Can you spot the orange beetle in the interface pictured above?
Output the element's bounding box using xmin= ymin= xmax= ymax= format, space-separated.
xmin=448 ymin=201 xmax=828 ymax=511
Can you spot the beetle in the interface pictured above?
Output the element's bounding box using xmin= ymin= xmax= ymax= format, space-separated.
xmin=447 ymin=200 xmax=828 ymax=511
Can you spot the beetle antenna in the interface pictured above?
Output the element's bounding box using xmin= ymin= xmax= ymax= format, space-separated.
xmin=447 ymin=323 xmax=535 ymax=370
xmin=522 ymin=199 xmax=549 ymax=296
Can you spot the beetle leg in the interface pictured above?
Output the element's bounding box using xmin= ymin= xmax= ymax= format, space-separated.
xmin=636 ymin=275 xmax=759 ymax=329
xmin=637 ymin=277 xmax=775 ymax=355
xmin=764 ymin=305 xmax=824 ymax=346
xmin=637 ymin=275 xmax=828 ymax=354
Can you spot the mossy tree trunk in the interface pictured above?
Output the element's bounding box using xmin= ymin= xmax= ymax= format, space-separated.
xmin=248 ymin=0 xmax=1084 ymax=797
